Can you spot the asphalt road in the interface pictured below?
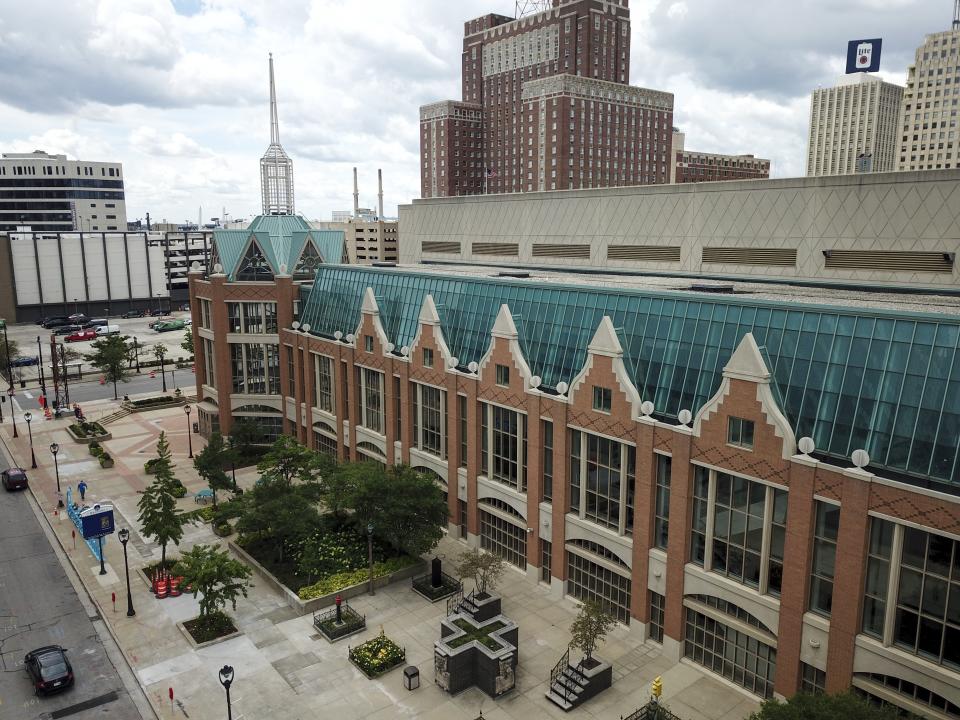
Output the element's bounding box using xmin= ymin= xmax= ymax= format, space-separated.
xmin=0 ymin=442 xmax=145 ymax=719
xmin=8 ymin=365 xmax=193 ymax=409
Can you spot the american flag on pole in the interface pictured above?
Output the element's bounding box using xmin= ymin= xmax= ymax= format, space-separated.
xmin=485 ymin=167 xmax=497 ymax=178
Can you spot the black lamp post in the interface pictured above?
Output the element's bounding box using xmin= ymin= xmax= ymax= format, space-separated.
xmin=184 ymin=405 xmax=193 ymax=458
xmin=36 ymin=336 xmax=46 ymax=402
xmin=10 ymin=391 xmax=17 ymax=438
xmin=118 ymin=528 xmax=135 ymax=616
xmin=50 ymin=443 xmax=63 ymax=507
xmin=24 ymin=411 xmax=36 ymax=469
xmin=218 ymin=665 xmax=234 ymax=720
xmin=159 ymin=352 xmax=167 ymax=392
xmin=2 ymin=319 xmax=13 ymax=393
xmin=367 ymin=522 xmax=375 ymax=596
xmin=133 ymin=337 xmax=140 ymax=373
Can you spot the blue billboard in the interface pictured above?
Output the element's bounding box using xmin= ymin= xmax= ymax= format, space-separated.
xmin=80 ymin=506 xmax=115 ymax=540
xmin=846 ymin=39 xmax=882 ymax=73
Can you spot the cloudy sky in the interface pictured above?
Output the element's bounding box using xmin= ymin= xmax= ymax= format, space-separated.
xmin=0 ymin=0 xmax=952 ymax=224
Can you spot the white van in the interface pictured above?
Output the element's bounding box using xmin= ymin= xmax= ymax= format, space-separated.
xmin=96 ymin=324 xmax=120 ymax=336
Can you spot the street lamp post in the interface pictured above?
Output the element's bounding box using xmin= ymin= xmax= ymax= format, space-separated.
xmin=218 ymin=665 xmax=234 ymax=720
xmin=367 ymin=522 xmax=375 ymax=596
xmin=9 ymin=390 xmax=17 ymax=438
xmin=36 ymin=336 xmax=46 ymax=402
xmin=24 ymin=411 xmax=36 ymax=469
xmin=97 ymin=535 xmax=106 ymax=575
xmin=118 ymin=528 xmax=135 ymax=616
xmin=184 ymin=405 xmax=193 ymax=458
xmin=50 ymin=443 xmax=63 ymax=507
xmin=133 ymin=337 xmax=140 ymax=373
xmin=1 ymin=319 xmax=12 ymax=392
xmin=159 ymin=352 xmax=167 ymax=392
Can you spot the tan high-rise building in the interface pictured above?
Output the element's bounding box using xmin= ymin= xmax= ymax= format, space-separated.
xmin=806 ymin=74 xmax=903 ymax=177
xmin=897 ymin=11 xmax=960 ymax=171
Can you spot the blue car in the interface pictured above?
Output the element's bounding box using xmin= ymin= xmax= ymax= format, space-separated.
xmin=9 ymin=356 xmax=38 ymax=367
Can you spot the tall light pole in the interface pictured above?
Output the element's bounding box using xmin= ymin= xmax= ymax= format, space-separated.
xmin=118 ymin=528 xmax=135 ymax=616
xmin=24 ymin=411 xmax=36 ymax=469
xmin=367 ymin=522 xmax=375 ymax=596
xmin=9 ymin=389 xmax=17 ymax=438
xmin=184 ymin=405 xmax=193 ymax=458
xmin=1 ymin=319 xmax=12 ymax=392
xmin=36 ymin=336 xmax=46 ymax=403
xmin=219 ymin=665 xmax=234 ymax=720
xmin=133 ymin=337 xmax=141 ymax=373
xmin=50 ymin=443 xmax=63 ymax=507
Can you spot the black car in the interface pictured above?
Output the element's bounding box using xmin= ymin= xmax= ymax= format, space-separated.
xmin=54 ymin=324 xmax=82 ymax=336
xmin=81 ymin=318 xmax=108 ymax=329
xmin=1 ymin=467 xmax=28 ymax=491
xmin=122 ymin=310 xmax=144 ymax=319
xmin=150 ymin=308 xmax=166 ymax=317
xmin=67 ymin=313 xmax=88 ymax=324
xmin=41 ymin=316 xmax=70 ymax=328
xmin=24 ymin=645 xmax=73 ymax=695
xmin=9 ymin=356 xmax=38 ymax=367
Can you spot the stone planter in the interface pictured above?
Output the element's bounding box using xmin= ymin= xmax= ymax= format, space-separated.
xmin=176 ymin=620 xmax=242 ymax=649
xmin=435 ymin=612 xmax=518 ymax=698
xmin=227 ymin=540 xmax=425 ymax=616
xmin=99 ymin=457 xmax=115 ymax=468
xmin=66 ymin=425 xmax=111 ymax=444
xmin=123 ymin=396 xmax=186 ymax=413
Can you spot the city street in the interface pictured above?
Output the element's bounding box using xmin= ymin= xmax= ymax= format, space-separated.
xmin=0 ymin=440 xmax=145 ymax=719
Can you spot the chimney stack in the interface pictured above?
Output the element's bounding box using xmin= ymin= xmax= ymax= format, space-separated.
xmin=353 ymin=167 xmax=359 ymax=220
xmin=378 ymin=169 xmax=384 ymax=220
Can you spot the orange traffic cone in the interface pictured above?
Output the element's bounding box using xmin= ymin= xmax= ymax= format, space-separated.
xmin=44 ymin=407 xmax=53 ymax=420
xmin=99 ymin=376 xmax=105 ymax=385
xmin=149 ymin=370 xmax=156 ymax=379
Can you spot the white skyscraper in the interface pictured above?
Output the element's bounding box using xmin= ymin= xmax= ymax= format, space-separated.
xmin=896 ymin=4 xmax=960 ymax=171
xmin=806 ymin=74 xmax=903 ymax=176
xmin=260 ymin=54 xmax=295 ymax=215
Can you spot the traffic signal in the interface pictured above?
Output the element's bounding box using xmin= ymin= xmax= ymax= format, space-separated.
xmin=651 ymin=676 xmax=663 ymax=698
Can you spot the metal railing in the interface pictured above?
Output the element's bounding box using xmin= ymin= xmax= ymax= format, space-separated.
xmin=549 ymin=646 xmax=571 ymax=701
xmin=621 ymin=700 xmax=683 ymax=720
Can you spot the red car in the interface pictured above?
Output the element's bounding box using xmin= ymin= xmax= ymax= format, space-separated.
xmin=65 ymin=329 xmax=97 ymax=343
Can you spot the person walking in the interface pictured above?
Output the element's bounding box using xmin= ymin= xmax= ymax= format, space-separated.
xmin=78 ymin=480 xmax=87 ymax=501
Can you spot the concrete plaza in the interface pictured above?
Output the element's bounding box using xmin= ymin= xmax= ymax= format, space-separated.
xmin=0 ymin=394 xmax=760 ymax=720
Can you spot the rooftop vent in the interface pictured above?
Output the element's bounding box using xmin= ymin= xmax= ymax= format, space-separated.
xmin=371 ymin=262 xmax=396 ymax=268
xmin=689 ymin=283 xmax=735 ymax=294
xmin=497 ymin=271 xmax=530 ymax=279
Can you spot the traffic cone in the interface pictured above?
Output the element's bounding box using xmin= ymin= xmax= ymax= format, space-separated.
xmin=169 ymin=576 xmax=182 ymax=597
xmin=149 ymin=370 xmax=156 ymax=379
xmin=44 ymin=407 xmax=53 ymax=420
xmin=99 ymin=376 xmax=105 ymax=385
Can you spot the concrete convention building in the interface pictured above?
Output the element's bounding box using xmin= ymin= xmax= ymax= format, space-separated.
xmin=420 ymin=0 xmax=675 ymax=197
xmin=191 ymin=169 xmax=960 ymax=717
xmin=805 ymin=74 xmax=904 ymax=177
xmin=671 ymin=131 xmax=770 ymax=184
xmin=0 ymin=150 xmax=127 ymax=233
xmin=897 ymin=8 xmax=960 ymax=171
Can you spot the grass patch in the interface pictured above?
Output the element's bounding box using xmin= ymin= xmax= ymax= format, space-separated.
xmin=183 ymin=611 xmax=236 ymax=644
xmin=447 ymin=618 xmax=506 ymax=651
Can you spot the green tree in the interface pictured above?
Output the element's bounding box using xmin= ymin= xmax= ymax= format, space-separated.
xmin=152 ymin=343 xmax=169 ymax=392
xmin=257 ymin=435 xmax=318 ymax=486
xmin=193 ymin=432 xmax=233 ymax=509
xmin=456 ymin=548 xmax=505 ymax=597
xmin=137 ymin=433 xmax=186 ymax=568
xmin=0 ymin=334 xmax=20 ymax=384
xmin=236 ymin=479 xmax=321 ymax=563
xmin=174 ymin=544 xmax=252 ymax=618
xmin=229 ymin=419 xmax=263 ymax=463
xmin=569 ymin=600 xmax=616 ymax=664
xmin=327 ymin=461 xmax=385 ymax=527
xmin=748 ymin=692 xmax=897 ymax=720
xmin=377 ymin=465 xmax=447 ymax=558
xmin=85 ymin=335 xmax=130 ymax=399
xmin=181 ymin=328 xmax=194 ymax=355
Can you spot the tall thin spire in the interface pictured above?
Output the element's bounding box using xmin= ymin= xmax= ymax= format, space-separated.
xmin=269 ymin=52 xmax=280 ymax=145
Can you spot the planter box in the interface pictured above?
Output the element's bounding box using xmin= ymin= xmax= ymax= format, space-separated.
xmin=123 ymin=396 xmax=186 ymax=413
xmin=314 ymin=603 xmax=366 ymax=643
xmin=435 ymin=612 xmax=518 ymax=698
xmin=99 ymin=458 xmax=114 ymax=468
xmin=66 ymin=425 xmax=111 ymax=444
xmin=228 ymin=540 xmax=425 ymax=616
xmin=411 ymin=572 xmax=461 ymax=603
xmin=176 ymin=620 xmax=242 ymax=649
xmin=349 ymin=639 xmax=406 ymax=679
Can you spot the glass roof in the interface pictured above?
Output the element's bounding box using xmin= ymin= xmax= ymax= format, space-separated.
xmin=299 ymin=266 xmax=960 ymax=489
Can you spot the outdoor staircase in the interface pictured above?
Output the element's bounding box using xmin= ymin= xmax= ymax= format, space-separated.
xmin=445 ymin=588 xmax=479 ymax=617
xmin=545 ymin=648 xmax=588 ymax=711
xmin=99 ymin=407 xmax=132 ymax=425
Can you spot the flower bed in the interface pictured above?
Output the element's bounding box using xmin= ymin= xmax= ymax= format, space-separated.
xmin=182 ymin=611 xmax=237 ymax=644
xmin=298 ymin=556 xmax=418 ymax=600
xmin=314 ymin=602 xmax=366 ymax=643
xmin=67 ymin=421 xmax=111 ymax=444
xmin=349 ymin=630 xmax=405 ymax=679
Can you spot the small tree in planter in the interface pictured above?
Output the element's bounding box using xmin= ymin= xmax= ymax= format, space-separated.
xmin=137 ymin=433 xmax=186 ymax=569
xmin=193 ymin=432 xmax=233 ymax=509
xmin=569 ymin=600 xmax=616 ymax=670
xmin=456 ymin=549 xmax=505 ymax=599
xmin=175 ymin=544 xmax=252 ymax=644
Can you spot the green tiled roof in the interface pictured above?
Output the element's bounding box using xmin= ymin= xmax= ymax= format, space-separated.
xmin=213 ymin=215 xmax=344 ymax=278
xmin=299 ymin=265 xmax=960 ymax=490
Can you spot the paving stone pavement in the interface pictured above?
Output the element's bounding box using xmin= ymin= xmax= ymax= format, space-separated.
xmin=1 ymin=395 xmax=761 ymax=720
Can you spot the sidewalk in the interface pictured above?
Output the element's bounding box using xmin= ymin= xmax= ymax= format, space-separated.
xmin=0 ymin=396 xmax=760 ymax=720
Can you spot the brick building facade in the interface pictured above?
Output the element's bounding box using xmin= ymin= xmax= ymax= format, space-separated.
xmin=420 ymin=0 xmax=674 ymax=197
xmin=671 ymin=131 xmax=770 ymax=184
xmin=191 ymin=252 xmax=960 ymax=718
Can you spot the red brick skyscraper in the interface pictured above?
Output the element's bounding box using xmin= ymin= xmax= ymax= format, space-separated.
xmin=420 ymin=0 xmax=674 ymax=198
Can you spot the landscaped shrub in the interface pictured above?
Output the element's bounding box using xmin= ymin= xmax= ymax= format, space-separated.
xmin=71 ymin=421 xmax=107 ymax=438
xmin=213 ymin=522 xmax=233 ymax=537
xmin=144 ymin=457 xmax=161 ymax=474
xmin=183 ymin=610 xmax=236 ymax=644
xmin=129 ymin=396 xmax=179 ymax=408
xmin=88 ymin=442 xmax=101 ymax=455
xmin=349 ymin=629 xmax=405 ymax=678
xmin=98 ymin=453 xmax=114 ymax=468
xmin=91 ymin=446 xmax=104 ymax=458
xmin=297 ymin=556 xmax=418 ymax=600
xmin=170 ymin=479 xmax=187 ymax=498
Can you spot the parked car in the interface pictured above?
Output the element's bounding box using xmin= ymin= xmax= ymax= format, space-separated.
xmin=80 ymin=318 xmax=108 ymax=329
xmin=65 ymin=329 xmax=97 ymax=343
xmin=95 ymin=324 xmax=120 ymax=336
xmin=150 ymin=308 xmax=166 ymax=317
xmin=54 ymin=324 xmax=82 ymax=336
xmin=9 ymin=356 xmax=38 ymax=367
xmin=154 ymin=319 xmax=185 ymax=332
xmin=148 ymin=317 xmax=173 ymax=329
xmin=1 ymin=467 xmax=28 ymax=491
xmin=41 ymin=316 xmax=70 ymax=328
xmin=23 ymin=646 xmax=73 ymax=695
xmin=122 ymin=310 xmax=144 ymax=319
xmin=67 ymin=313 xmax=88 ymax=324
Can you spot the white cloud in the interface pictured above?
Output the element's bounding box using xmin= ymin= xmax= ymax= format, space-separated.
xmin=0 ymin=0 xmax=950 ymax=223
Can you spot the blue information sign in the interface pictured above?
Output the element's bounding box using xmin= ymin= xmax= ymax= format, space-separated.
xmin=80 ymin=507 xmax=115 ymax=540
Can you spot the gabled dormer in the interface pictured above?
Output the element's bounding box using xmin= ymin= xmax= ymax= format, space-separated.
xmin=236 ymin=234 xmax=274 ymax=281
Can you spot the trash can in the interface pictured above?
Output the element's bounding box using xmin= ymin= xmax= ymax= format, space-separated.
xmin=192 ymin=422 xmax=199 ymax=434
xmin=403 ymin=665 xmax=420 ymax=691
